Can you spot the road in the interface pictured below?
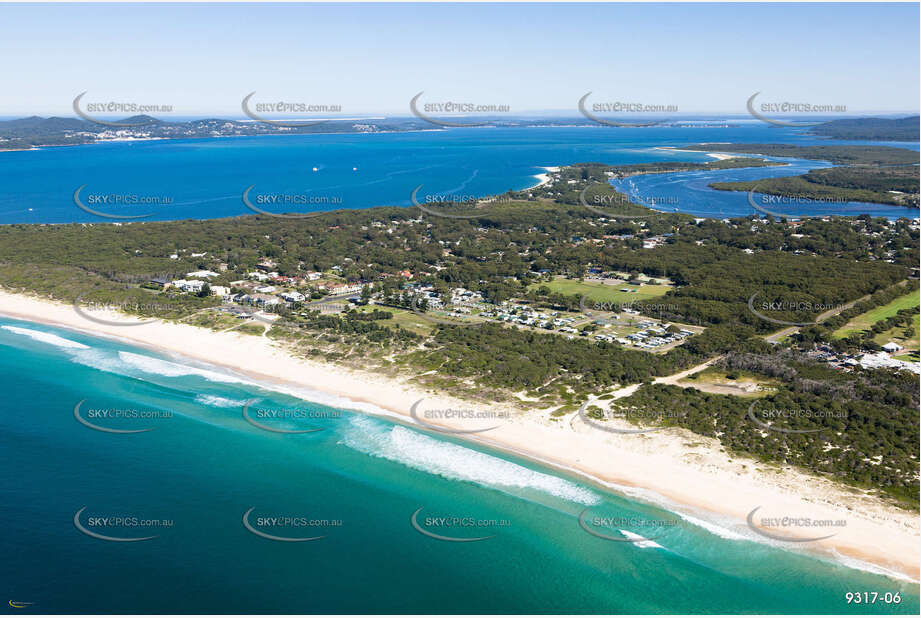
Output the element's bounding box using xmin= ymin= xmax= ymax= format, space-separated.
xmin=568 ymin=354 xmax=725 ymax=430
xmin=763 ymin=280 xmax=910 ymax=343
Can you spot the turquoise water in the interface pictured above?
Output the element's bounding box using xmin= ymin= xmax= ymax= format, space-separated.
xmin=0 ymin=125 xmax=917 ymax=224
xmin=1 ymin=315 xmax=918 ymax=614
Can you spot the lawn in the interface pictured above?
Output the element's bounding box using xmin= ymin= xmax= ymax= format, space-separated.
xmin=352 ymin=305 xmax=436 ymax=336
xmin=834 ymin=291 xmax=920 ymax=339
xmin=386 ymin=308 xmax=438 ymax=335
xmin=871 ymin=312 xmax=920 ymax=352
xmin=528 ymin=278 xmax=672 ymax=304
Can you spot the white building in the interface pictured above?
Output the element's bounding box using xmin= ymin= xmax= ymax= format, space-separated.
xmin=859 ymin=352 xmax=920 ymax=375
xmin=329 ymin=283 xmax=363 ymax=295
xmin=281 ymin=291 xmax=306 ymax=303
xmin=172 ymin=279 xmax=205 ymax=293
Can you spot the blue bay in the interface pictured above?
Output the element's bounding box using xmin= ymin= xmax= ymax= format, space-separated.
xmin=0 ymin=125 xmax=917 ymax=224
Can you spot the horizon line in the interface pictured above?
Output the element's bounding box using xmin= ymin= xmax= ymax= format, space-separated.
xmin=2 ymin=111 xmax=919 ymax=121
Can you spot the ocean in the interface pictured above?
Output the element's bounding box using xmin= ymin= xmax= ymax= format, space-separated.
xmin=0 ymin=124 xmax=917 ymax=224
xmin=1 ymin=315 xmax=918 ymax=614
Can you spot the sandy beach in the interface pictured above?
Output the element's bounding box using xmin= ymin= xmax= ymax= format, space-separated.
xmin=526 ymin=165 xmax=560 ymax=190
xmin=654 ymin=146 xmax=746 ymax=161
xmin=0 ymin=288 xmax=917 ymax=582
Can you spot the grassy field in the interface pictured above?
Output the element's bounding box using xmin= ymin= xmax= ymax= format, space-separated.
xmin=871 ymin=312 xmax=921 ymax=352
xmin=182 ymin=310 xmax=241 ymax=331
xmin=386 ymin=307 xmax=439 ymax=335
xmin=834 ymin=291 xmax=920 ymax=338
xmin=352 ymin=305 xmax=436 ymax=336
xmin=529 ymin=278 xmax=672 ymax=303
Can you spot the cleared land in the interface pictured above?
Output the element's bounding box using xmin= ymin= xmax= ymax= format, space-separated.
xmin=872 ymin=313 xmax=921 ymax=352
xmin=529 ymin=278 xmax=672 ymax=303
xmin=350 ymin=305 xmax=438 ymax=336
xmin=833 ymin=291 xmax=920 ymax=339
xmin=678 ymin=367 xmax=780 ymax=398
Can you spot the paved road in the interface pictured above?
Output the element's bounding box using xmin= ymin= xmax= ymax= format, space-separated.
xmin=304 ymin=292 xmax=356 ymax=307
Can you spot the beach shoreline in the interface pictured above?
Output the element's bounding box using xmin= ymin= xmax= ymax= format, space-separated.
xmin=653 ymin=146 xmax=743 ymax=161
xmin=0 ymin=288 xmax=918 ymax=582
xmin=524 ymin=165 xmax=560 ymax=190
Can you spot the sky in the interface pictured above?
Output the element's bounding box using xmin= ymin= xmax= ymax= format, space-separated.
xmin=0 ymin=2 xmax=918 ymax=117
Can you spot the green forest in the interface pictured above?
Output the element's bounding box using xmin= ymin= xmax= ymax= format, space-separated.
xmin=0 ymin=148 xmax=918 ymax=505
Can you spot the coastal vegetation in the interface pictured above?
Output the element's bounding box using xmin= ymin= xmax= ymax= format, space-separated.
xmin=825 ymin=288 xmax=921 ymax=357
xmin=710 ymin=166 xmax=919 ymax=209
xmin=680 ymin=143 xmax=919 ymax=210
xmin=834 ymin=291 xmax=921 ymax=338
xmin=0 ymin=115 xmax=427 ymax=150
xmin=810 ymin=116 xmax=920 ymax=141
xmin=609 ymin=357 xmax=920 ymax=506
xmin=595 ymin=157 xmax=784 ymax=177
xmin=795 ymin=281 xmax=920 ymax=354
xmin=0 ymin=149 xmax=917 ymax=506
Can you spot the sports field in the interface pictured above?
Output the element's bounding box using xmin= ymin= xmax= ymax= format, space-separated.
xmin=528 ymin=278 xmax=672 ymax=304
